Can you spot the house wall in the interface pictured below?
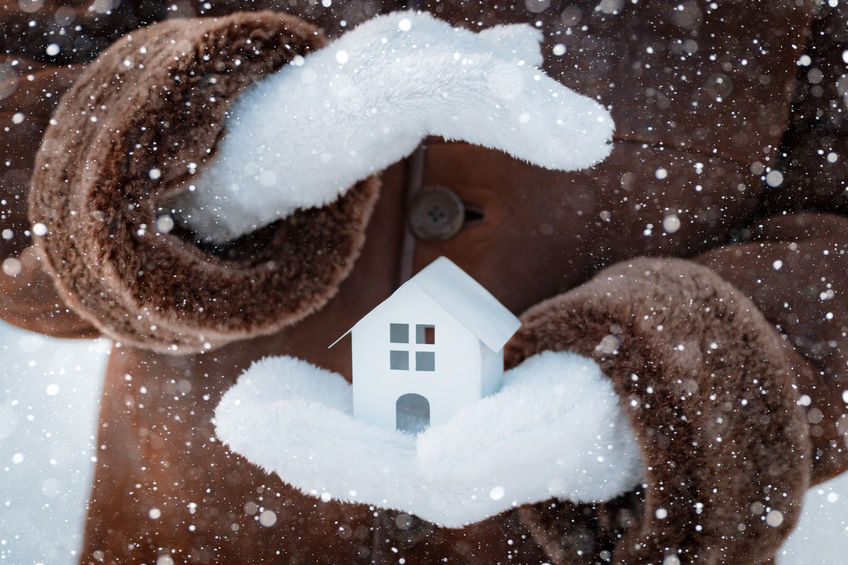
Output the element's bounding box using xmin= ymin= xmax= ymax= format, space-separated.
xmin=352 ymin=286 xmax=484 ymax=430
xmin=480 ymin=344 xmax=504 ymax=397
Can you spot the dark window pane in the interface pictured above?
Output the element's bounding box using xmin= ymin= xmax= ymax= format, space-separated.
xmin=390 ymin=350 xmax=409 ymax=370
xmin=390 ymin=323 xmax=409 ymax=343
xmin=416 ymin=324 xmax=435 ymax=344
xmin=416 ymin=351 xmax=435 ymax=371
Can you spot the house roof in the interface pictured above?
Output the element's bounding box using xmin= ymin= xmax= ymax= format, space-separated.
xmin=331 ymin=256 xmax=521 ymax=351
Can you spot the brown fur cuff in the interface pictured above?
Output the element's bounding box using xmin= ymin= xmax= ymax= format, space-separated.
xmin=506 ymin=257 xmax=811 ymax=564
xmin=29 ymin=12 xmax=379 ymax=354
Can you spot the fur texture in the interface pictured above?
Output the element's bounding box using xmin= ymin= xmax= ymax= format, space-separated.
xmin=697 ymin=212 xmax=848 ymax=486
xmin=171 ymin=11 xmax=614 ymax=242
xmin=29 ymin=12 xmax=380 ymax=354
xmin=506 ymin=257 xmax=811 ymax=564
xmin=214 ymin=351 xmax=642 ymax=527
xmin=10 ymin=4 xmax=833 ymax=563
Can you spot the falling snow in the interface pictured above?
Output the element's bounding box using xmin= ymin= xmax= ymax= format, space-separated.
xmin=214 ymin=352 xmax=642 ymax=527
xmin=4 ymin=1 xmax=848 ymax=563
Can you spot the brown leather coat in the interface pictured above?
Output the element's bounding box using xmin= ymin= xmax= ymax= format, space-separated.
xmin=4 ymin=1 xmax=848 ymax=563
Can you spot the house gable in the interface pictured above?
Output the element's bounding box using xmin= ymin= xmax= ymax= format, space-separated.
xmin=407 ymin=257 xmax=521 ymax=352
xmin=352 ymin=283 xmax=481 ymax=378
xmin=332 ymin=257 xmax=520 ymax=352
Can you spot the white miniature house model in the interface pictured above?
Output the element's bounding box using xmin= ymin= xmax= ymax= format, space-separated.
xmin=333 ymin=256 xmax=521 ymax=434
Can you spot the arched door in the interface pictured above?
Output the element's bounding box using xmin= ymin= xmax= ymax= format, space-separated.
xmin=396 ymin=393 xmax=430 ymax=434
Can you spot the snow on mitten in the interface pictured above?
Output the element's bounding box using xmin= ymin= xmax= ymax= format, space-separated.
xmin=506 ymin=257 xmax=811 ymax=565
xmin=28 ymin=11 xmax=381 ymax=353
xmin=169 ymin=11 xmax=613 ymax=242
xmin=27 ymin=10 xmax=613 ymax=354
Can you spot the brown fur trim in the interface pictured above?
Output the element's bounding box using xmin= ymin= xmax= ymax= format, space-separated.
xmin=506 ymin=257 xmax=811 ymax=564
xmin=29 ymin=12 xmax=380 ymax=354
xmin=697 ymin=212 xmax=848 ymax=485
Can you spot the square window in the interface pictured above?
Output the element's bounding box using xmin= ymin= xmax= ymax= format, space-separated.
xmin=390 ymin=350 xmax=409 ymax=370
xmin=390 ymin=323 xmax=409 ymax=344
xmin=416 ymin=324 xmax=435 ymax=345
xmin=416 ymin=351 xmax=435 ymax=372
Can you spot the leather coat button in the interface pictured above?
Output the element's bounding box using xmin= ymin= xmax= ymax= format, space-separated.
xmin=408 ymin=185 xmax=465 ymax=241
